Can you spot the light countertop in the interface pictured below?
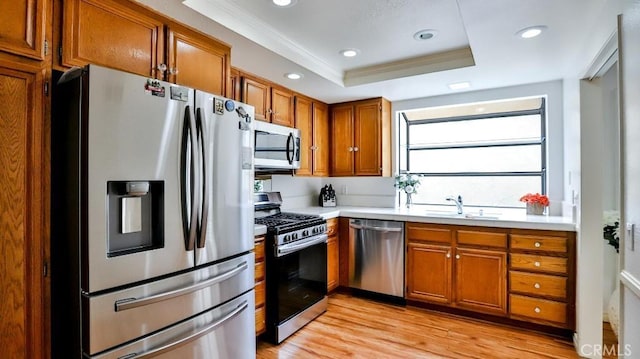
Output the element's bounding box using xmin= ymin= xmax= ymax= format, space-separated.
xmin=282 ymin=205 xmax=576 ymax=231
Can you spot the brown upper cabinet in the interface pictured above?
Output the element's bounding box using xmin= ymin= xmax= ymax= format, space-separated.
xmin=60 ymin=0 xmax=230 ymax=95
xmin=229 ymin=67 xmax=241 ymax=101
xmin=166 ymin=25 xmax=230 ymax=96
xmin=0 ymin=0 xmax=47 ymax=60
xmin=330 ymin=98 xmax=391 ymax=176
xmin=295 ymin=95 xmax=329 ymax=176
xmin=241 ymin=72 xmax=294 ymax=126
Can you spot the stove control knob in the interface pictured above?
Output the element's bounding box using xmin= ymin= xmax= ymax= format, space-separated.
xmin=292 ymin=233 xmax=298 ymax=240
xmin=302 ymin=230 xmax=309 ymax=237
xmin=284 ymin=234 xmax=291 ymax=243
xmin=312 ymin=227 xmax=318 ymax=234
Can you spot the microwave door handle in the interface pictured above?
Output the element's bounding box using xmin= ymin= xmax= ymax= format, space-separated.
xmin=180 ymin=105 xmax=198 ymax=251
xmin=286 ymin=132 xmax=294 ymax=165
xmin=196 ymin=108 xmax=208 ymax=249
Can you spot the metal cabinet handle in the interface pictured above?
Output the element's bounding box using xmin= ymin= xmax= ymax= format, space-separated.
xmin=534 ymin=242 xmax=541 ymax=248
xmin=534 ymin=283 xmax=541 ymax=289
xmin=446 ymin=252 xmax=451 ymax=258
xmin=157 ymin=63 xmax=167 ymax=73
xmin=348 ymin=147 xmax=354 ymax=152
xmin=534 ymin=307 xmax=541 ymax=313
xmin=534 ymin=261 xmax=541 ymax=267
xmin=353 ymin=146 xmax=359 ymax=151
xmin=115 ymin=262 xmax=248 ymax=312
xmin=169 ymin=67 xmax=179 ymax=75
xmin=455 ymin=254 xmax=460 ymax=260
xmin=122 ymin=301 xmax=248 ymax=359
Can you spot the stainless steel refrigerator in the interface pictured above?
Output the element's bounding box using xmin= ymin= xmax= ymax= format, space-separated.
xmin=51 ymin=64 xmax=256 ymax=358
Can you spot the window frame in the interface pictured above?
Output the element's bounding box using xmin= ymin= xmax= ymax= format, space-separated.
xmin=399 ymin=97 xmax=547 ymax=207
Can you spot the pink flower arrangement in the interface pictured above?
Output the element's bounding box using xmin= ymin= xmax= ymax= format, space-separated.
xmin=519 ymin=193 xmax=549 ymax=207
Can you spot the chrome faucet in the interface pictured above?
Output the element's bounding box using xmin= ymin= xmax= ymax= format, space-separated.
xmin=446 ymin=195 xmax=463 ymax=214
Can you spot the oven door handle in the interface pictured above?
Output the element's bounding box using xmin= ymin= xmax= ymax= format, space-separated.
xmin=114 ymin=262 xmax=248 ymax=312
xmin=277 ymin=234 xmax=327 ymax=257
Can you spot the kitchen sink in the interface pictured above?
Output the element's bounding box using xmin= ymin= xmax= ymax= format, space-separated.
xmin=423 ymin=210 xmax=501 ymax=220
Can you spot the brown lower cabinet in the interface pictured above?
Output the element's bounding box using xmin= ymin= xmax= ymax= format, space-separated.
xmin=406 ymin=222 xmax=575 ymax=330
xmin=254 ymin=235 xmax=266 ymax=336
xmin=326 ymin=218 xmax=339 ymax=292
xmin=406 ymin=223 xmax=508 ymax=316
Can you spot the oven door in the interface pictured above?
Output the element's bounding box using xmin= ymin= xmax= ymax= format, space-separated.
xmin=267 ymin=234 xmax=327 ymax=333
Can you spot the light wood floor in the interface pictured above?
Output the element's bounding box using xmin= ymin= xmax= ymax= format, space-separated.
xmin=257 ymin=293 xmax=580 ymax=358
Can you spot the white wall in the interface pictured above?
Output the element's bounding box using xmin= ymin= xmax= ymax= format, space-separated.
xmin=392 ymin=80 xmax=564 ymax=215
xmin=620 ymin=1 xmax=640 ymax=356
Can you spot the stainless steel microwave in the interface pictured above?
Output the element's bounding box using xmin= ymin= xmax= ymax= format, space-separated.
xmin=254 ymin=121 xmax=301 ymax=170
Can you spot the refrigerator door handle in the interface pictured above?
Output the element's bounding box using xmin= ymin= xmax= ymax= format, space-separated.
xmin=196 ymin=108 xmax=208 ymax=249
xmin=114 ymin=261 xmax=249 ymax=312
xmin=116 ymin=300 xmax=249 ymax=359
xmin=180 ymin=105 xmax=198 ymax=251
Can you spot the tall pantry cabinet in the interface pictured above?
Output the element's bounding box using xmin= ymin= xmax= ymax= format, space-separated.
xmin=0 ymin=0 xmax=51 ymax=358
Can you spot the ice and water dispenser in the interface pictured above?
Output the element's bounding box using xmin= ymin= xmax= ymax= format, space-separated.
xmin=107 ymin=181 xmax=164 ymax=256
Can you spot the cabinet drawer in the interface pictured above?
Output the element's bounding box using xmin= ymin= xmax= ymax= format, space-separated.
xmin=255 ymin=304 xmax=266 ymax=335
xmin=510 ymin=253 xmax=567 ymax=274
xmin=406 ymin=223 xmax=453 ymax=244
xmin=509 ymin=271 xmax=566 ymax=299
xmin=457 ymin=230 xmax=507 ymax=248
xmin=254 ymin=239 xmax=265 ymax=261
xmin=254 ymin=261 xmax=265 ymax=282
xmin=327 ymin=218 xmax=338 ymax=236
xmin=510 ymin=234 xmax=567 ymax=253
xmin=255 ymin=280 xmax=265 ymax=307
xmin=510 ymin=294 xmax=567 ymax=325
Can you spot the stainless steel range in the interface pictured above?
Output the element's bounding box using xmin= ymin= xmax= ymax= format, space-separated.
xmin=254 ymin=192 xmax=328 ymax=344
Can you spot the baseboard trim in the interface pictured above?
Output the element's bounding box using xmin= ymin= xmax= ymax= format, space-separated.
xmin=620 ymin=270 xmax=640 ymax=299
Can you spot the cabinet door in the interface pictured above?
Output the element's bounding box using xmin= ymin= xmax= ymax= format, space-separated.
xmin=294 ymin=96 xmax=313 ymax=176
xmin=62 ymin=0 xmax=163 ymax=77
xmin=327 ymin=235 xmax=339 ymax=292
xmin=312 ymin=101 xmax=330 ymax=176
xmin=0 ymin=0 xmax=46 ymax=59
xmin=271 ymin=87 xmax=294 ymax=127
xmin=241 ymin=75 xmax=270 ymax=122
xmin=454 ymin=248 xmax=507 ymax=316
xmin=0 ymin=65 xmax=47 ymax=359
xmin=354 ymin=100 xmax=381 ymax=175
xmin=167 ymin=26 xmax=229 ymax=95
xmin=330 ymin=104 xmax=354 ymax=176
xmin=406 ymin=242 xmax=452 ymax=304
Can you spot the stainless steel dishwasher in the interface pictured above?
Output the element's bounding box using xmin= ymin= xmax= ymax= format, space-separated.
xmin=348 ymin=219 xmax=405 ymax=298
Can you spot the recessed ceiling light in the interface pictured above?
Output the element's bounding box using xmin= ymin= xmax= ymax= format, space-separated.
xmin=340 ymin=49 xmax=360 ymax=58
xmin=285 ymin=72 xmax=302 ymax=80
xmin=516 ymin=25 xmax=547 ymax=39
xmin=413 ymin=29 xmax=438 ymax=41
xmin=448 ymin=82 xmax=471 ymax=90
xmin=271 ymin=0 xmax=297 ymax=7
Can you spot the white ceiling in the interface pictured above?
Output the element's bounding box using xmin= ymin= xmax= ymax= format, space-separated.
xmin=137 ymin=0 xmax=610 ymax=104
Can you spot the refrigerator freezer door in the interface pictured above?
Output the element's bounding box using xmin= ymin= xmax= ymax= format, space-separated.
xmin=84 ymin=252 xmax=254 ymax=355
xmin=194 ymin=93 xmax=255 ymax=266
xmin=84 ymin=65 xmax=194 ymax=292
xmin=90 ymin=289 xmax=256 ymax=359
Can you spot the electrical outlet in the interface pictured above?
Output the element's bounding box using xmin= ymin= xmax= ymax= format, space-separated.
xmin=626 ymin=223 xmax=635 ymax=251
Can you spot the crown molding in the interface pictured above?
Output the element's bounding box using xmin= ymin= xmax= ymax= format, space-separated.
xmin=344 ymin=47 xmax=475 ymax=87
xmin=182 ymin=0 xmax=344 ymax=85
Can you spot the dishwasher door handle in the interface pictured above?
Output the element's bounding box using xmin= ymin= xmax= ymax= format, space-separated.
xmin=349 ymin=223 xmax=403 ymax=233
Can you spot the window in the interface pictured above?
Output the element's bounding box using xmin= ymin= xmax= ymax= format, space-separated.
xmin=398 ymin=97 xmax=546 ymax=208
